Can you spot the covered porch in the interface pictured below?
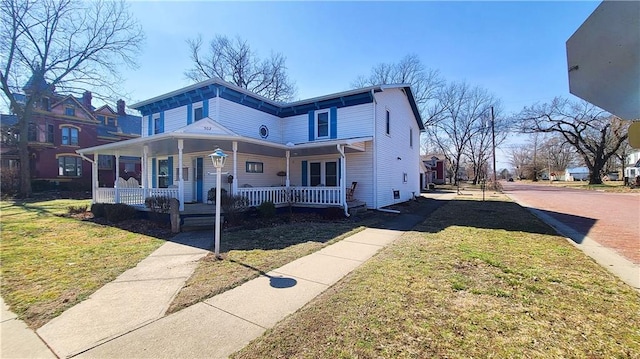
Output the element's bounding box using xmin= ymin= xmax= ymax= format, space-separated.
xmin=77 ymin=119 xmax=370 ymax=216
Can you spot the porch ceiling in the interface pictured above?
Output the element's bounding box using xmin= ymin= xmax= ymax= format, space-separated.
xmin=77 ymin=134 xmax=372 ymax=158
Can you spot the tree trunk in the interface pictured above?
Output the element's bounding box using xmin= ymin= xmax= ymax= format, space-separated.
xmin=18 ymin=108 xmax=32 ymax=198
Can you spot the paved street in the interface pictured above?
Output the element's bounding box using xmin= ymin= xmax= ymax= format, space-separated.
xmin=502 ymin=181 xmax=640 ymax=264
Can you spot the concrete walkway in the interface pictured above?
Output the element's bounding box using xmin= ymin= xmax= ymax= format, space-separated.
xmin=1 ymin=298 xmax=55 ymax=359
xmin=2 ymin=191 xmax=455 ymax=359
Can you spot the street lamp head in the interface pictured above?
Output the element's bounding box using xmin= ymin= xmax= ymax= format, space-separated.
xmin=209 ymin=148 xmax=227 ymax=169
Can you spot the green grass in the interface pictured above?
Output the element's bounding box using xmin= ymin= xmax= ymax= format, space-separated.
xmin=167 ymin=211 xmax=390 ymax=314
xmin=0 ymin=199 xmax=164 ymax=328
xmin=232 ymin=196 xmax=640 ymax=358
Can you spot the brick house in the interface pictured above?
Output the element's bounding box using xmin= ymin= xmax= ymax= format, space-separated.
xmin=0 ymin=90 xmax=141 ymax=191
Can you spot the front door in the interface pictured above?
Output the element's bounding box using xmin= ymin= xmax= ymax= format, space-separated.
xmin=195 ymin=157 xmax=203 ymax=202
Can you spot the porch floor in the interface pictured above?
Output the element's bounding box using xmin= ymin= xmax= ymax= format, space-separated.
xmin=181 ymin=200 xmax=366 ymax=215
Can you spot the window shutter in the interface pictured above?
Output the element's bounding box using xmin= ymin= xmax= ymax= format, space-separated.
xmin=152 ymin=158 xmax=157 ymax=188
xmin=147 ymin=115 xmax=152 ymax=136
xmin=159 ymin=111 xmax=165 ymax=133
xmin=203 ymin=100 xmax=209 ymax=118
xmin=187 ymin=104 xmax=193 ymax=125
xmin=330 ymin=107 xmax=337 ymax=139
xmin=308 ymin=110 xmax=314 ymax=141
xmin=301 ymin=160 xmax=308 ymax=186
xmin=167 ymin=156 xmax=174 ymax=186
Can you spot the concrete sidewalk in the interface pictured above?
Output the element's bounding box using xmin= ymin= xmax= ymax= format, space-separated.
xmin=2 ymin=191 xmax=454 ymax=359
xmin=1 ymin=298 xmax=55 ymax=359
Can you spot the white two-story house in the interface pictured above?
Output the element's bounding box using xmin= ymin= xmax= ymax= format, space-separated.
xmin=77 ymin=78 xmax=424 ymax=214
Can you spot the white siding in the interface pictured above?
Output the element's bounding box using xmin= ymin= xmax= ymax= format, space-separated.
xmin=217 ymin=98 xmax=282 ymax=142
xmin=373 ymin=88 xmax=422 ymax=208
xmin=281 ymin=103 xmax=374 ymax=145
xmin=345 ymin=142 xmax=374 ymax=208
xmin=164 ymin=105 xmax=187 ymax=133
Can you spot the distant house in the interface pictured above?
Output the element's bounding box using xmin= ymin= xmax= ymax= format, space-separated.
xmin=0 ymin=88 xmax=141 ymax=190
xmin=564 ymin=166 xmax=590 ymax=181
xmin=624 ymin=149 xmax=640 ymax=183
xmin=420 ymin=155 xmax=447 ymax=188
xmin=77 ymin=78 xmax=424 ymax=213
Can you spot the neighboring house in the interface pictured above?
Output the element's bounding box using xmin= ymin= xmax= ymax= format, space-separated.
xmin=77 ymin=78 xmax=424 ymax=214
xmin=0 ymin=88 xmax=141 ymax=190
xmin=564 ymin=166 xmax=590 ymax=181
xmin=420 ymin=154 xmax=447 ymax=187
xmin=624 ymin=149 xmax=640 ymax=183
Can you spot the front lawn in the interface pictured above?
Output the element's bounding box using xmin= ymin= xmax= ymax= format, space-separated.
xmin=0 ymin=199 xmax=165 ymax=328
xmin=232 ymin=196 xmax=640 ymax=358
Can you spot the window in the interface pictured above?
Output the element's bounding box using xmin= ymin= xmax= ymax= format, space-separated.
xmin=386 ymin=110 xmax=390 ymax=135
xmin=194 ymin=107 xmax=203 ymax=121
xmin=124 ymin=162 xmax=136 ymax=174
xmin=409 ymin=128 xmax=413 ymax=148
xmin=61 ymin=127 xmax=79 ymax=146
xmin=58 ymin=156 xmax=82 ymax=177
xmin=65 ymin=107 xmax=75 ymax=116
xmin=403 ymin=172 xmax=408 ymax=183
xmin=41 ymin=97 xmax=50 ymax=111
xmin=154 ymin=116 xmax=162 ymax=134
xmin=325 ymin=162 xmax=337 ymax=187
xmin=28 ymin=123 xmax=37 ymax=141
xmin=158 ymin=159 xmax=169 ymax=188
xmin=246 ymin=161 xmax=263 ymax=173
xmin=47 ymin=124 xmax=54 ymax=143
xmin=310 ymin=162 xmax=321 ymax=186
xmin=97 ymin=115 xmax=105 ymax=124
xmin=317 ymin=111 xmax=329 ymax=138
xmin=98 ymin=155 xmax=113 ymax=170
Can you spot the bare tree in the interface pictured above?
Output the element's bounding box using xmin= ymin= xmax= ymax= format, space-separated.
xmin=541 ymin=135 xmax=580 ymax=176
xmin=0 ymin=0 xmax=143 ymax=197
xmin=517 ymin=98 xmax=629 ymax=184
xmin=351 ymin=54 xmax=445 ymax=126
xmin=508 ymin=143 xmax=532 ymax=180
xmin=465 ymin=103 xmax=507 ymax=185
xmin=427 ymin=82 xmax=498 ymax=187
xmin=184 ymin=35 xmax=296 ymax=102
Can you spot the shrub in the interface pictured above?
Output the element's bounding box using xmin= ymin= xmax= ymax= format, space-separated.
xmin=144 ymin=195 xmax=173 ymax=213
xmin=0 ymin=167 xmax=19 ymax=197
xmin=104 ymin=203 xmax=138 ymax=223
xmin=207 ymin=187 xmax=227 ymax=203
xmin=257 ymin=201 xmax=276 ymax=218
xmin=221 ymin=194 xmax=249 ymax=225
xmin=91 ymin=203 xmax=106 ymax=218
xmin=67 ymin=204 xmax=88 ymax=215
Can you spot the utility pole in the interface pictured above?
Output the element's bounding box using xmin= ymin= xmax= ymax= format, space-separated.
xmin=491 ymin=106 xmax=497 ymax=184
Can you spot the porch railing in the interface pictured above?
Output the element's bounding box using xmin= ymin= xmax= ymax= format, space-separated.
xmin=95 ymin=187 xmax=179 ymax=206
xmin=237 ymin=186 xmax=342 ymax=207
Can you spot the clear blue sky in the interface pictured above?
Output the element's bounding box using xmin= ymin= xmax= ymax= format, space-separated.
xmin=121 ymin=1 xmax=600 ymax=169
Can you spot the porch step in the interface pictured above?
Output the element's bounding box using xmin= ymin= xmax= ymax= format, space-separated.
xmin=181 ymin=215 xmax=218 ymax=231
xmin=347 ymin=200 xmax=367 ymax=215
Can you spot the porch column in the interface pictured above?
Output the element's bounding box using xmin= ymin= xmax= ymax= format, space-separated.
xmin=178 ymin=139 xmax=184 ymax=211
xmin=232 ymin=141 xmax=238 ymax=195
xmin=114 ymin=151 xmax=120 ymax=203
xmin=285 ymin=150 xmax=290 ymax=187
xmin=142 ymin=145 xmax=149 ymax=199
xmin=338 ymin=145 xmax=348 ymax=216
xmin=92 ymin=155 xmax=98 ymax=204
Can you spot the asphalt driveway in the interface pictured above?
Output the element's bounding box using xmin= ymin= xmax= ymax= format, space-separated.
xmin=502 ymin=181 xmax=639 ymax=264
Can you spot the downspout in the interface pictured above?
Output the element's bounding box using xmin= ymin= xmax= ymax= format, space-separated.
xmin=371 ymin=89 xmax=378 ymax=209
xmin=337 ymin=144 xmax=350 ymax=217
xmin=78 ymin=153 xmax=98 ymax=204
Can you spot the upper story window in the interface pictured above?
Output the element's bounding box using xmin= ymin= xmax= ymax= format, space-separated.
xmin=97 ymin=115 xmax=105 ymax=124
xmin=98 ymin=154 xmax=113 ymax=170
xmin=41 ymin=97 xmax=50 ymax=111
xmin=386 ymin=110 xmax=390 ymax=135
xmin=194 ymin=107 xmax=203 ymax=121
xmin=154 ymin=116 xmax=162 ymax=134
xmin=47 ymin=124 xmax=54 ymax=143
xmin=28 ymin=123 xmax=37 ymax=142
xmin=65 ymin=107 xmax=75 ymax=116
xmin=61 ymin=126 xmax=79 ymax=146
xmin=317 ymin=111 xmax=329 ymax=138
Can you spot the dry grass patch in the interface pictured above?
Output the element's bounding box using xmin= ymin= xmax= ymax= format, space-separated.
xmin=0 ymin=199 xmax=164 ymax=328
xmin=232 ymin=196 xmax=640 ymax=358
xmin=167 ymin=211 xmax=389 ymax=314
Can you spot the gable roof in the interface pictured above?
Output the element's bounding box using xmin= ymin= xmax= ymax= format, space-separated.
xmin=51 ymin=95 xmax=97 ymax=121
xmin=130 ymin=78 xmax=424 ymax=130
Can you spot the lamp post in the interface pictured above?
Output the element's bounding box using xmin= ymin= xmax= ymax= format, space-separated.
xmin=209 ymin=148 xmax=227 ymax=258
